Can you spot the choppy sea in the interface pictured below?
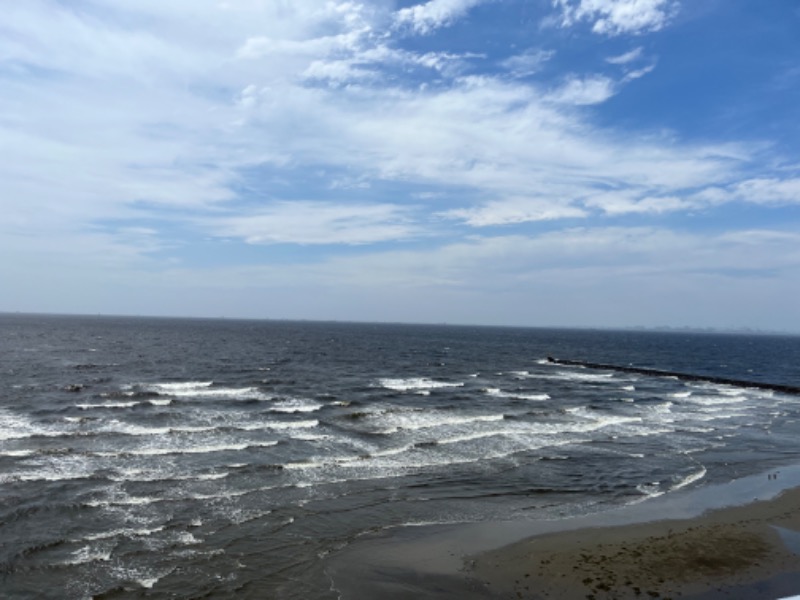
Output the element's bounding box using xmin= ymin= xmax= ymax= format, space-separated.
xmin=2 ymin=314 xmax=799 ymax=598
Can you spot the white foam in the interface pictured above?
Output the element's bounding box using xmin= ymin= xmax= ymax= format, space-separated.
xmin=138 ymin=577 xmax=160 ymax=589
xmin=563 ymin=407 xmax=644 ymax=431
xmin=181 ymin=387 xmax=267 ymax=400
xmin=291 ymin=432 xmax=330 ymax=441
xmin=143 ymin=382 xmax=267 ymax=401
xmin=77 ymin=401 xmax=139 ymax=409
xmin=269 ymin=399 xmax=323 ymax=413
xmin=99 ymin=440 xmax=278 ymax=457
xmin=671 ymin=466 xmax=707 ymax=491
xmin=635 ymin=482 xmax=664 ymax=499
xmin=1 ymin=449 xmax=35 ymax=457
xmin=240 ymin=419 xmax=319 ymax=430
xmin=64 ymin=546 xmax=112 ymax=565
xmin=483 ymin=388 xmax=550 ymax=401
xmin=99 ymin=421 xmax=171 ymax=436
xmin=82 ymin=526 xmax=165 ymax=541
xmin=544 ymin=371 xmax=616 ymax=382
xmin=379 ymin=378 xmax=464 ymax=391
xmin=685 ymin=394 xmax=747 ymax=406
xmin=379 ymin=412 xmax=504 ymax=432
xmin=176 ymin=531 xmax=200 ymax=545
xmin=145 ymin=381 xmax=213 ymax=393
xmin=437 ymin=431 xmax=508 ymax=445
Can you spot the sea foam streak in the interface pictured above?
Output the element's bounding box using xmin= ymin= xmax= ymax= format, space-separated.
xmin=376 ymin=411 xmax=504 ymax=432
xmin=483 ymin=388 xmax=550 ymax=401
xmin=269 ymin=398 xmax=323 ymax=413
xmin=379 ymin=378 xmax=464 ymax=391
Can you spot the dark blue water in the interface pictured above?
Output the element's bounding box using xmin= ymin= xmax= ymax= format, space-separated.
xmin=2 ymin=314 xmax=799 ymax=598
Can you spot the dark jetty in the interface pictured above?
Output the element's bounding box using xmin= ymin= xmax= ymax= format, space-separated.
xmin=546 ymin=357 xmax=800 ymax=396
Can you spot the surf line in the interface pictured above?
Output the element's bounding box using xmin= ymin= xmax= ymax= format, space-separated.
xmin=546 ymin=357 xmax=800 ymax=396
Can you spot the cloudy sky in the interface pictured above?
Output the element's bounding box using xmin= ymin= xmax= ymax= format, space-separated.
xmin=2 ymin=0 xmax=799 ymax=330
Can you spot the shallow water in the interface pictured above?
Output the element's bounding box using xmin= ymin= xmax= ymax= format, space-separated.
xmin=1 ymin=314 xmax=799 ymax=598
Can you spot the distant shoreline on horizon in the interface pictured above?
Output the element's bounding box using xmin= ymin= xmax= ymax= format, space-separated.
xmin=1 ymin=310 xmax=798 ymax=338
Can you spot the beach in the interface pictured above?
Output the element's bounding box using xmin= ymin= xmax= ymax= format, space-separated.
xmin=327 ymin=468 xmax=800 ymax=599
xmin=474 ymin=487 xmax=800 ymax=599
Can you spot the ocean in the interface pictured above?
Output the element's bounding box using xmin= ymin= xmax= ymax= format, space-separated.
xmin=2 ymin=314 xmax=799 ymax=598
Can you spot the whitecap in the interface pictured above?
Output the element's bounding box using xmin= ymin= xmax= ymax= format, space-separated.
xmin=76 ymin=401 xmax=139 ymax=410
xmin=379 ymin=412 xmax=504 ymax=432
xmin=670 ymin=466 xmax=707 ymax=491
xmin=63 ymin=546 xmax=113 ymax=565
xmin=378 ymin=378 xmax=464 ymax=391
xmin=542 ymin=371 xmax=616 ymax=382
xmin=269 ymin=399 xmax=323 ymax=413
xmin=483 ymin=388 xmax=549 ymax=401
xmin=144 ymin=381 xmax=213 ymax=393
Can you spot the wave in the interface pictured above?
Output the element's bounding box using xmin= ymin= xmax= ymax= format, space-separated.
xmin=1 ymin=449 xmax=36 ymax=457
xmin=684 ymin=394 xmax=747 ymax=406
xmin=436 ymin=430 xmax=509 ymax=445
xmin=141 ymin=381 xmax=213 ymax=394
xmin=131 ymin=381 xmax=269 ymax=401
xmin=62 ymin=545 xmax=113 ymax=565
xmin=76 ymin=401 xmax=140 ymax=409
xmin=378 ymin=378 xmax=465 ymax=392
xmin=508 ymin=370 xmax=531 ymax=378
xmin=236 ymin=419 xmax=319 ymax=431
xmin=670 ymin=466 xmax=707 ymax=491
xmin=106 ymin=470 xmax=230 ymax=483
xmin=375 ymin=412 xmax=504 ymax=433
xmin=80 ymin=526 xmax=166 ymax=542
xmin=542 ymin=371 xmax=616 ymax=382
xmin=483 ymin=388 xmax=550 ymax=401
xmin=75 ymin=398 xmax=174 ymax=410
xmin=94 ymin=440 xmax=279 ymax=457
xmin=269 ymin=399 xmax=323 ymax=413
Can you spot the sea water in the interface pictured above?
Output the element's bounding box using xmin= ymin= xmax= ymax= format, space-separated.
xmin=1 ymin=314 xmax=799 ymax=598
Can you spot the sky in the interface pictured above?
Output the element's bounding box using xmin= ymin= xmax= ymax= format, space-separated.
xmin=2 ymin=0 xmax=799 ymax=331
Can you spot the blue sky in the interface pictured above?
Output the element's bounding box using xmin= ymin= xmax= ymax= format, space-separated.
xmin=2 ymin=0 xmax=799 ymax=330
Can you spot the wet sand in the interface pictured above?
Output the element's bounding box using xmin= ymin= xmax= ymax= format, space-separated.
xmin=472 ymin=487 xmax=800 ymax=599
xmin=326 ymin=469 xmax=800 ymax=599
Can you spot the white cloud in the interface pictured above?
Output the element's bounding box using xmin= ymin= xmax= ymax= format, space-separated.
xmin=733 ymin=178 xmax=800 ymax=205
xmin=3 ymin=0 xmax=797 ymax=331
xmin=210 ymin=202 xmax=418 ymax=245
xmin=554 ymin=0 xmax=679 ymax=36
xmin=546 ymin=75 xmax=616 ymax=104
xmin=501 ymin=49 xmax=555 ymax=78
xmin=606 ymin=46 xmax=644 ymax=64
xmin=395 ymin=0 xmax=486 ymax=35
xmin=139 ymin=225 xmax=800 ymax=328
xmin=0 ymin=0 xmax=739 ymax=257
xmin=584 ymin=191 xmax=696 ymax=215
xmin=442 ymin=198 xmax=587 ymax=225
xmin=622 ymin=63 xmax=656 ymax=81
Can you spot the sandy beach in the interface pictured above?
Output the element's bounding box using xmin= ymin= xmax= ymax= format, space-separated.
xmin=472 ymin=487 xmax=800 ymax=599
xmin=327 ymin=470 xmax=800 ymax=599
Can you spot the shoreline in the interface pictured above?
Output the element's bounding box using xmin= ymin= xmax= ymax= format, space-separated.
xmin=325 ymin=465 xmax=800 ymax=599
xmin=474 ymin=486 xmax=800 ymax=599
